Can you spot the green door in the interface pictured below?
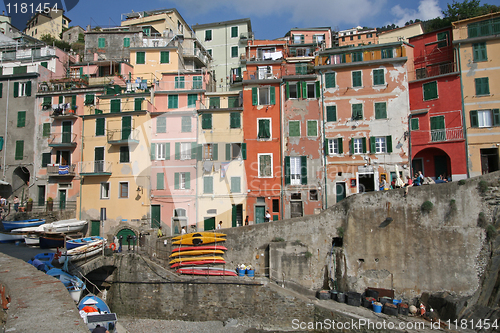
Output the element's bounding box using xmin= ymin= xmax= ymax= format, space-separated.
xmin=430 ymin=116 xmax=445 ymax=142
xmin=38 ymin=185 xmax=45 ymax=206
xmin=122 ymin=116 xmax=132 ymax=140
xmin=91 ymin=220 xmax=100 ymax=236
xmin=94 ymin=147 xmax=104 ymax=172
xmin=151 ymin=205 xmax=161 ymax=229
xmin=255 ymin=206 xmax=265 ymax=224
xmin=62 ymin=121 xmax=71 ymax=143
xmin=336 ymin=183 xmax=346 ymax=202
xmin=59 ymin=190 xmax=66 ymax=210
xmin=117 ymin=228 xmax=137 ymax=245
xmin=232 ymin=204 xmax=237 ymax=228
xmin=204 ymin=217 xmax=215 ymax=231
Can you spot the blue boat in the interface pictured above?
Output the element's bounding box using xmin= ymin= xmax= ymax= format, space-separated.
xmin=78 ymin=294 xmax=117 ymax=331
xmin=27 ymin=252 xmax=56 ymax=272
xmin=2 ymin=219 xmax=45 ymax=231
xmin=39 ymin=233 xmax=65 ymax=249
xmin=46 ymin=268 xmax=86 ymax=303
xmin=66 ymin=236 xmax=105 ymax=250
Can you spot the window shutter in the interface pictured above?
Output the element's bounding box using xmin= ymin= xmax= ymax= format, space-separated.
xmin=289 ymin=121 xmax=300 ymax=137
xmin=362 ymin=137 xmax=367 ymax=153
xmin=150 ymin=143 xmax=156 ymax=160
xmin=324 ymin=139 xmax=329 ymax=155
xmin=230 ymin=112 xmax=240 ymax=128
xmin=352 ymin=71 xmax=361 ymax=87
xmin=191 ymin=142 xmax=197 ymax=159
xmin=59 ymin=95 xmax=63 ymax=104
xmin=165 ymin=143 xmax=170 ymax=160
xmin=226 ymin=143 xmax=231 ymax=161
xmin=157 ymin=173 xmax=164 ymax=190
xmin=43 ymin=123 xmax=50 ymax=137
xmin=174 ymin=173 xmax=179 ymax=190
xmin=492 ymin=109 xmax=500 ymax=126
xmin=213 ymin=143 xmax=218 ymax=160
xmin=252 ymin=87 xmax=257 ymax=105
xmin=338 ymin=138 xmax=343 ymax=154
xmin=202 ymin=113 xmax=212 ymax=129
xmin=135 ymin=98 xmax=144 ymax=111
xmin=284 ymin=156 xmax=290 ymax=185
xmin=326 ymin=105 xmax=337 ymax=122
xmin=13 ymin=82 xmax=18 ymax=97
xmin=110 ymin=99 xmax=120 ymax=113
xmin=370 ymin=137 xmax=376 ymax=153
xmin=26 ymin=81 xmax=31 ymax=96
xmin=17 ymin=111 xmax=26 ymax=127
xmin=96 ymin=118 xmax=105 ymax=136
xmin=375 ymin=102 xmax=387 ymax=119
xmin=300 ymin=35 xmax=304 ymax=44
xmin=160 ymin=51 xmax=169 ymax=63
xmin=241 ymin=143 xmax=247 ymax=160
xmin=301 ymin=81 xmax=307 ymax=99
xmin=470 ymin=110 xmax=478 ymax=128
xmin=175 ymin=142 xmax=180 ymax=160
xmin=185 ymin=172 xmax=190 ymax=189
xmin=42 ymin=153 xmax=51 ymax=167
xmin=270 ymin=86 xmax=276 ymax=105
xmin=15 ymin=141 xmax=24 ymax=160
xmin=350 ymin=139 xmax=354 ymax=154
xmin=301 ymin=156 xmax=307 ymax=185
xmin=386 ymin=136 xmax=393 ymax=153
xmin=286 ymin=82 xmax=290 ymax=99
xmin=315 ymin=81 xmax=320 ymax=98
xmin=411 ymin=118 xmax=419 ymax=130
xmin=325 ymin=72 xmax=335 ymax=88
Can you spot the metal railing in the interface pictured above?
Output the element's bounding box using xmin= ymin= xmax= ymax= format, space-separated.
xmin=155 ymin=80 xmax=204 ymax=91
xmin=107 ymin=128 xmax=141 ymax=143
xmin=412 ymin=62 xmax=456 ymax=81
xmin=48 ymin=133 xmax=78 ymax=145
xmin=47 ymin=164 xmax=76 ymax=176
xmin=182 ymin=48 xmax=210 ymax=64
xmin=430 ymin=127 xmax=464 ymax=142
xmin=79 ymin=161 xmax=113 ymax=174
xmin=245 ymin=68 xmax=282 ymax=80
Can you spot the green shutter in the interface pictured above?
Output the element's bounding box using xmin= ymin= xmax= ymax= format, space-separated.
xmin=42 ymin=153 xmax=51 ymax=168
xmin=252 ymin=87 xmax=258 ymax=105
xmin=135 ymin=98 xmax=144 ymax=111
xmin=205 ymin=30 xmax=212 ymax=40
xmin=59 ymin=95 xmax=63 ymax=104
xmin=157 ymin=173 xmax=164 ymax=190
xmin=241 ymin=143 xmax=246 ymax=160
xmin=473 ymin=43 xmax=487 ymax=62
xmin=301 ymin=81 xmax=307 ymax=99
xmin=352 ymin=104 xmax=363 ymax=120
xmin=475 ymin=77 xmax=489 ymax=96
xmin=165 ymin=143 xmax=170 ymax=160
xmin=42 ymin=123 xmax=50 ymax=137
xmin=386 ymin=136 xmax=393 ymax=153
xmin=352 ymin=71 xmax=361 ymax=87
xmin=193 ymin=76 xmax=202 ymax=89
xmin=0 ymin=137 xmax=3 ymax=151
xmin=226 ymin=143 xmax=231 ymax=161
xmin=15 ymin=140 xmax=24 ymax=160
xmin=326 ymin=105 xmax=337 ymax=122
xmin=301 ymin=156 xmax=307 ymax=185
xmin=136 ymin=52 xmax=145 ymax=64
xmin=470 ymin=110 xmax=478 ymax=128
xmin=17 ymin=111 xmax=26 ymax=127
xmin=213 ymin=143 xmax=218 ymax=160
xmin=202 ymin=113 xmax=212 ymax=129
xmin=350 ymin=139 xmax=354 ymax=154
xmin=197 ymin=144 xmax=203 ymax=161
xmin=325 ymin=72 xmax=336 ymax=88
xmin=270 ymin=86 xmax=276 ymax=105
xmin=285 ymin=82 xmax=290 ymax=99
xmin=204 ymin=177 xmax=213 ymax=194
xmin=284 ymin=156 xmax=290 ymax=185
xmin=168 ymin=95 xmax=178 ymax=109
xmin=25 ymin=81 xmax=31 ymax=96
xmin=231 ymin=177 xmax=240 ymax=193
xmin=411 ymin=118 xmax=419 ymax=130
xmin=123 ymin=37 xmax=130 ymax=47
xmin=231 ymin=26 xmax=238 ymax=38
xmin=370 ymin=137 xmax=376 ymax=153
xmin=84 ymin=94 xmax=94 ymax=105
xmin=13 ymin=82 xmax=18 ymax=97
xmin=307 ymin=120 xmax=317 ymax=136
xmin=175 ymin=142 xmax=180 ymax=160
xmin=0 ymin=82 xmax=2 ymax=98
xmin=98 ymin=38 xmax=105 ymax=48
xmin=41 ymin=61 xmax=48 ymax=68
xmin=156 ymin=117 xmax=166 ymax=133
xmin=230 ymin=112 xmax=240 ymax=128
xmin=315 ymin=81 xmax=320 ymax=98
xmin=375 ymin=102 xmax=387 ymax=119
xmin=110 ymin=99 xmax=120 ymax=113
xmin=96 ymin=118 xmax=105 ymax=136
xmin=362 ymin=137 xmax=367 ymax=153
xmin=71 ymin=95 xmax=76 ymax=109
xmin=338 ymin=138 xmax=343 ymax=154
xmin=150 ymin=143 xmax=156 ymax=160
xmin=174 ymin=173 xmax=179 ymax=189
xmin=231 ymin=46 xmax=238 ymax=58
xmin=289 ymin=121 xmax=300 ymax=137
xmin=492 ymin=109 xmax=500 ymax=127
xmin=175 ymin=76 xmax=185 ymax=89
xmin=423 ymin=81 xmax=438 ymax=100
xmin=181 ymin=116 xmax=191 ymax=132
xmin=373 ymin=69 xmax=384 ymax=86
xmin=185 ymin=172 xmax=190 ymax=189
xmin=188 ymin=94 xmax=197 ymax=108
xmin=191 ymin=142 xmax=197 ymax=160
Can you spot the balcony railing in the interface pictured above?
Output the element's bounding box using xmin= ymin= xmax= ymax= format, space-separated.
xmin=244 ymin=68 xmax=281 ymax=80
xmin=79 ymin=161 xmax=112 ymax=175
xmin=47 ymin=164 xmax=76 ymax=176
xmin=282 ymin=63 xmax=315 ymax=76
xmin=107 ymin=128 xmax=140 ymax=145
xmin=48 ymin=133 xmax=77 ymax=148
xmin=26 ymin=200 xmax=76 ymax=213
xmin=242 ymin=50 xmax=284 ymax=62
xmin=412 ymin=62 xmax=456 ymax=81
xmin=50 ymin=107 xmax=78 ymax=118
xmin=156 ymin=80 xmax=204 ymax=91
xmin=182 ymin=48 xmax=209 ymax=65
xmin=412 ymin=127 xmax=464 ymax=144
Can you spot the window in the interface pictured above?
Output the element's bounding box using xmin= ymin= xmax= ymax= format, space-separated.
xmin=15 ymin=140 xmax=24 ymax=160
xmin=136 ymin=51 xmax=145 ymax=64
xmin=373 ymin=69 xmax=385 ymax=86
xmin=475 ymin=77 xmax=490 ymax=96
xmin=0 ymin=137 xmax=3 ymax=151
xmin=202 ymin=114 xmax=212 ymax=130
xmin=17 ymin=111 xmax=26 ymax=127
xmin=352 ymin=104 xmax=363 ymax=120
xmin=296 ymin=63 xmax=308 ymax=75
xmin=43 ymin=123 xmax=50 ymax=137
xmin=42 ymin=153 xmax=51 ymax=167
xmin=95 ymin=118 xmax=105 ymax=136
xmin=375 ymin=137 xmax=386 ymax=153
xmin=203 ymin=143 xmax=217 ymax=160
xmin=367 ymin=33 xmax=373 ymax=38
xmin=110 ymin=99 xmax=120 ymax=113
xmin=307 ymin=120 xmax=317 ymax=136
xmin=209 ymin=97 xmax=220 ymax=108
xmin=154 ymin=142 xmax=168 ymax=160
xmin=328 ymin=138 xmax=343 ymax=155
xmin=175 ymin=172 xmax=190 ymax=190
xmin=370 ymin=136 xmax=392 ymax=154
xmin=352 ymin=71 xmax=362 ymax=87
xmin=326 ymin=105 xmax=337 ymax=122
xmin=252 ymin=86 xmax=275 ymax=106
xmin=225 ymin=143 xmax=245 ymax=160
xmin=174 ymin=76 xmax=184 ymax=88
xmin=154 ymin=117 xmax=166 ymax=134
xmin=430 ymin=116 xmax=446 ymax=142
xmin=375 ymin=102 xmax=387 ymax=119
xmin=411 ymin=118 xmax=419 ymax=130
xmin=175 ymin=142 xmax=191 ymax=160
xmin=14 ymin=81 xmax=31 ymax=97
xmin=272 ymin=199 xmax=279 ymax=212
xmin=231 ymin=46 xmax=238 ymax=58
xmin=84 ymin=94 xmax=95 ymax=105
xmin=470 ymin=109 xmax=500 ymax=128
xmin=0 ymin=82 xmax=2 ymax=98
xmin=187 ymin=94 xmax=197 ymax=108
xmin=119 ymin=146 xmax=130 ymax=163
xmin=302 ymin=82 xmax=319 ymax=99
xmin=98 ymin=38 xmax=105 ymax=48
xmin=342 ymin=37 xmax=345 ymax=42
xmin=437 ymin=31 xmax=448 ymax=48
xmin=231 ymin=177 xmax=241 ymax=193
xmin=293 ymin=34 xmax=304 ymax=44
xmin=230 ymin=112 xmax=241 ymax=128
xmin=351 ymin=138 xmax=366 ymax=154
xmin=205 ymin=30 xmax=212 ymax=41
xmin=289 ymin=121 xmax=300 ymax=137
xmin=160 ymin=51 xmax=169 ymax=63
xmin=123 ymin=37 xmax=130 ymax=47
xmin=119 ymin=182 xmax=128 ymax=198
xmin=310 ymin=190 xmax=318 ymax=201
xmin=350 ymin=36 xmax=354 ymax=41
xmin=193 ymin=76 xmax=202 ymax=89
xmin=473 ymin=43 xmax=487 ymax=62
xmin=156 ymin=173 xmax=164 ymax=190
xmin=285 ymin=156 xmax=307 ymax=185
xmin=258 ymin=119 xmax=271 ymax=139
xmin=181 ymin=116 xmax=191 ymax=132
xmin=258 ymin=154 xmax=272 ymax=178
xmin=168 ymin=95 xmax=178 ymax=109
xmin=101 ymin=182 xmax=110 ymax=199
xmin=423 ymin=81 xmax=438 ymax=101
xmin=352 ymin=51 xmax=363 ymax=62
xmin=142 ymin=27 xmax=151 ymax=36
xmin=290 ymin=156 xmax=301 ymax=185
xmin=207 ymin=49 xmax=212 ymax=57
xmin=286 ymin=82 xmax=299 ymax=99
xmin=231 ymin=26 xmax=238 ymax=38
xmin=325 ymin=72 xmax=336 ymax=88
xmin=313 ymin=34 xmax=325 ymax=44
xmin=203 ymin=176 xmax=213 ymax=194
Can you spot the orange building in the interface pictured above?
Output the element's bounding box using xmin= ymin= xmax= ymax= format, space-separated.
xmin=338 ymin=26 xmax=378 ymax=47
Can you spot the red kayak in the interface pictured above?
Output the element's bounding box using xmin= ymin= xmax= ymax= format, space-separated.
xmin=177 ymin=268 xmax=237 ymax=276
xmin=171 ymin=245 xmax=228 ymax=252
xmin=170 ymin=259 xmax=226 ymax=269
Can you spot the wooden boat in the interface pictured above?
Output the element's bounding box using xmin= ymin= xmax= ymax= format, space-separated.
xmin=66 ymin=236 xmax=105 ymax=250
xmin=27 ymin=253 xmax=56 ymax=272
xmin=169 ymin=249 xmax=225 ymax=257
xmin=78 ymin=294 xmax=117 ymax=332
xmin=2 ymin=219 xmax=45 ymax=231
xmin=11 ymin=219 xmax=87 ymax=234
xmin=58 ymin=238 xmax=106 ymax=264
xmin=169 ymin=255 xmax=225 ymax=265
xmin=172 ymin=231 xmax=226 ymax=240
xmin=46 ymin=268 xmax=86 ymax=302
xmin=170 ymin=259 xmax=226 ymax=269
xmin=0 ymin=231 xmax=24 ymax=243
xmin=177 ymin=267 xmax=237 ymax=276
xmin=171 ymin=245 xmax=228 ymax=252
xmin=172 ymin=237 xmax=226 ymax=246
xmin=39 ymin=233 xmax=65 ymax=249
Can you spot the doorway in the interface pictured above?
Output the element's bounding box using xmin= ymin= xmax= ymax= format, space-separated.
xmin=255 ymin=206 xmax=265 ymax=224
xmin=232 ymin=204 xmax=243 ymax=227
xmin=94 ymin=147 xmax=104 ymax=172
xmin=336 ymin=182 xmax=346 ymax=202
xmin=481 ymin=148 xmax=499 ymax=174
xmin=38 ymin=185 xmax=45 ymax=206
xmin=358 ymin=173 xmax=375 ymax=192
xmin=204 ymin=217 xmax=215 ymax=231
xmin=290 ymin=201 xmax=303 ymax=218
xmin=151 ymin=205 xmax=161 ymax=229
xmin=412 ymin=158 xmax=424 ymax=176
xmin=58 ymin=189 xmax=66 ymax=210
xmin=434 ymin=155 xmax=448 ymax=179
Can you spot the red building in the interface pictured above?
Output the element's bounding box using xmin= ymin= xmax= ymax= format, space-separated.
xmin=408 ymin=27 xmax=467 ymax=180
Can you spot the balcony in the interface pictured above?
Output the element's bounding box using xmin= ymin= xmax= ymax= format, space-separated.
xmin=79 ymin=161 xmax=112 ymax=176
xmin=282 ymin=63 xmax=315 ymax=76
xmin=155 ymin=80 xmax=204 ymax=91
xmin=412 ymin=127 xmax=464 ymax=144
xmin=107 ymin=128 xmax=140 ymax=146
xmin=411 ymin=62 xmax=457 ymax=81
xmin=182 ymin=48 xmax=209 ymax=66
xmin=50 ymin=106 xmax=78 ymax=119
xmin=244 ymin=68 xmax=282 ymax=81
xmin=239 ymin=32 xmax=253 ymax=43
xmin=48 ymin=133 xmax=77 ymax=148
xmin=242 ymin=50 xmax=283 ymax=62
xmin=47 ymin=164 xmax=76 ymax=177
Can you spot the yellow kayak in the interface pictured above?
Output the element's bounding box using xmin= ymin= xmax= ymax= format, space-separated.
xmin=172 ymin=237 xmax=226 ymax=246
xmin=169 ymin=256 xmax=225 ymax=265
xmin=172 ymin=232 xmax=226 ymax=241
xmin=169 ymin=250 xmax=225 ymax=257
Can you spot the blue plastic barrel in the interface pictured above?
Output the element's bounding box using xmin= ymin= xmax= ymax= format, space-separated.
xmin=393 ymin=299 xmax=402 ymax=305
xmin=373 ymin=303 xmax=382 ymax=313
xmin=237 ymin=268 xmax=245 ymax=277
xmin=246 ymin=269 xmax=255 ymax=277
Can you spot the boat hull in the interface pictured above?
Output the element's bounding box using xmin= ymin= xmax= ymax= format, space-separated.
xmin=0 ymin=232 xmax=24 ymax=243
xmin=24 ymin=233 xmax=40 ymax=246
xmin=2 ymin=219 xmax=45 ymax=231
xmin=169 ymin=255 xmax=225 ymax=265
xmin=172 ymin=237 xmax=226 ymax=246
xmin=78 ymin=294 xmax=116 ymax=332
xmin=39 ymin=234 xmax=65 ymax=249
xmin=171 ymin=245 xmax=228 ymax=252
xmin=58 ymin=239 xmax=105 ymax=264
xmin=170 ymin=260 xmax=226 ymax=269
xmin=177 ymin=268 xmax=237 ymax=276
xmin=169 ymin=249 xmax=225 ymax=257
xmin=28 ymin=252 xmax=56 ymax=271
xmin=172 ymin=231 xmax=226 ymax=240
xmin=66 ymin=236 xmax=105 ymax=250
xmin=46 ymin=268 xmax=85 ymax=302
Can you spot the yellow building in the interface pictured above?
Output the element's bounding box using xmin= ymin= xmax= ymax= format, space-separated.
xmin=453 ymin=12 xmax=500 ymax=177
xmin=78 ymin=86 xmax=154 ymax=239
xmin=24 ymin=9 xmax=70 ymax=40
xmin=197 ymin=91 xmax=247 ymax=230
xmin=378 ymin=22 xmax=424 ymax=44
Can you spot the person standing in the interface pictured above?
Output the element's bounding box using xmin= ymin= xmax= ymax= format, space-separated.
xmin=157 ymin=226 xmax=163 ymax=237
xmin=245 ymin=216 xmax=249 ymax=226
xmin=181 ymin=226 xmax=186 ymax=234
xmin=13 ymin=196 xmax=19 ymax=212
xmin=217 ymin=221 xmax=223 ymax=229
xmin=265 ymin=210 xmax=271 ymax=222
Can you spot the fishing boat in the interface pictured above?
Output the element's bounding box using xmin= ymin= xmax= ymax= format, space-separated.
xmin=27 ymin=252 xmax=56 ymax=272
xmin=172 ymin=236 xmax=226 ymax=246
xmin=23 ymin=233 xmax=41 ymax=246
xmin=171 ymin=245 xmax=228 ymax=252
xmin=66 ymin=236 xmax=105 ymax=250
xmin=169 ymin=249 xmax=225 ymax=257
xmin=58 ymin=238 xmax=106 ymax=264
xmin=170 ymin=259 xmax=226 ymax=269
xmin=2 ymin=219 xmax=45 ymax=231
xmin=0 ymin=231 xmax=25 ymax=243
xmin=169 ymin=255 xmax=225 ymax=265
xmin=11 ymin=219 xmax=87 ymax=234
xmin=172 ymin=231 xmax=226 ymax=240
xmin=39 ymin=233 xmax=65 ymax=249
xmin=78 ymin=294 xmax=117 ymax=332
xmin=176 ymin=267 xmax=237 ymax=276
xmin=46 ymin=268 xmax=86 ymax=302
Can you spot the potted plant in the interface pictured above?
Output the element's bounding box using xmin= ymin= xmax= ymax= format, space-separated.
xmin=26 ymin=198 xmax=33 ymax=212
xmin=46 ymin=197 xmax=53 ymax=211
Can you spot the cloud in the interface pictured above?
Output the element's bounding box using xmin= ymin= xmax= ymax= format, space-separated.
xmin=391 ymin=0 xmax=442 ymax=27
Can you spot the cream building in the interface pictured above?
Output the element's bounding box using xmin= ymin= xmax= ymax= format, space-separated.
xmin=24 ymin=9 xmax=70 ymax=40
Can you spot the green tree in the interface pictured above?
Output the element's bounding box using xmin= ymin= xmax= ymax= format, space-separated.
xmin=443 ymin=0 xmax=482 ymax=21
xmin=40 ymin=34 xmax=71 ymax=51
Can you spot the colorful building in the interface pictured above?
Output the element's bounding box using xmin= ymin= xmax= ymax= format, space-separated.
xmin=338 ymin=26 xmax=377 ymax=47
xmin=378 ymin=22 xmax=424 ymax=44
xmin=453 ymin=13 xmax=500 ymax=177
xmin=24 ymin=9 xmax=70 ymax=40
xmin=408 ymin=27 xmax=466 ymax=180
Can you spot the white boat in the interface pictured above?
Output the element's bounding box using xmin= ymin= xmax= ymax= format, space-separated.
xmin=0 ymin=231 xmax=24 ymax=243
xmin=58 ymin=238 xmax=106 ymax=264
xmin=46 ymin=268 xmax=85 ymax=302
xmin=11 ymin=219 xmax=87 ymax=234
xmin=23 ymin=233 xmax=40 ymax=246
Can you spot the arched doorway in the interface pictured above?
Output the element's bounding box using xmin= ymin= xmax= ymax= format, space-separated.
xmin=413 ymin=148 xmax=451 ymax=179
xmin=12 ymin=166 xmax=30 ymax=200
xmin=116 ymin=228 xmax=137 ymax=247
